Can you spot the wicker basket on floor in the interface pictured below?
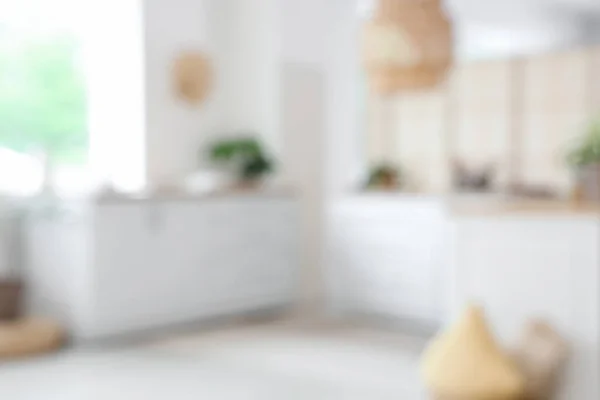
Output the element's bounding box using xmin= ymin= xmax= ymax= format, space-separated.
xmin=0 ymin=318 xmax=65 ymax=359
xmin=512 ymin=320 xmax=569 ymax=400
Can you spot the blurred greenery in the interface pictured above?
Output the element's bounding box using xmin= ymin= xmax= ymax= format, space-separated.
xmin=567 ymin=116 xmax=600 ymax=168
xmin=208 ymin=136 xmax=274 ymax=181
xmin=0 ymin=34 xmax=87 ymax=163
xmin=365 ymin=163 xmax=402 ymax=190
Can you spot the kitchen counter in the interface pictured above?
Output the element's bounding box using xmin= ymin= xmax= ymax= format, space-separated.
xmin=25 ymin=195 xmax=300 ymax=341
xmin=93 ymin=187 xmax=297 ymax=204
xmin=348 ymin=191 xmax=599 ymax=216
xmin=449 ymin=199 xmax=600 ymax=216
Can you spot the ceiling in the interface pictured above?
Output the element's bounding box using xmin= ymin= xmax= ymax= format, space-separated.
xmin=447 ymin=0 xmax=600 ymax=23
xmin=543 ymin=0 xmax=600 ymax=12
xmin=355 ymin=0 xmax=599 ymax=60
xmin=358 ymin=1 xmax=600 ymax=25
xmin=443 ymin=0 xmax=600 ymax=59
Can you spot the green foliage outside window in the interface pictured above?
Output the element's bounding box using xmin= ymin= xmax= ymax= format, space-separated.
xmin=0 ymin=34 xmax=87 ymax=163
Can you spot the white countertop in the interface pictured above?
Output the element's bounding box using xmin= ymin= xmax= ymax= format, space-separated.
xmin=339 ymin=191 xmax=600 ymax=217
xmin=93 ymin=187 xmax=297 ymax=204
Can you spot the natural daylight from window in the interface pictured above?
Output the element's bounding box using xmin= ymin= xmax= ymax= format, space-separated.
xmin=0 ymin=0 xmax=87 ymax=196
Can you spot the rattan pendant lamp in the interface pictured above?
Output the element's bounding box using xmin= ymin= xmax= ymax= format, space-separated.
xmin=363 ymin=0 xmax=453 ymax=95
xmin=362 ymin=0 xmax=453 ymax=186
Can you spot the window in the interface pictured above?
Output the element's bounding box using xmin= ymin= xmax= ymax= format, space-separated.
xmin=0 ymin=0 xmax=87 ymax=196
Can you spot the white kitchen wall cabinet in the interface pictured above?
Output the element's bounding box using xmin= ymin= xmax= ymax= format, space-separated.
xmin=328 ymin=194 xmax=447 ymax=328
xmin=25 ymin=195 xmax=299 ymax=342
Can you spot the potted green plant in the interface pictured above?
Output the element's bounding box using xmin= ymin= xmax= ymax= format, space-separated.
xmin=566 ymin=118 xmax=600 ymax=202
xmin=208 ymin=137 xmax=274 ymax=189
xmin=364 ymin=163 xmax=402 ymax=191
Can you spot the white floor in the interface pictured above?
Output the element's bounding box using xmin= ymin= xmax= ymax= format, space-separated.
xmin=0 ymin=323 xmax=428 ymax=399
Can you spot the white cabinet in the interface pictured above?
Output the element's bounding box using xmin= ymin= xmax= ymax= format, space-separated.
xmin=329 ymin=195 xmax=446 ymax=326
xmin=450 ymin=215 xmax=600 ymax=400
xmin=26 ymin=195 xmax=299 ymax=341
xmin=93 ymin=204 xmax=159 ymax=333
xmin=173 ymin=200 xmax=297 ymax=311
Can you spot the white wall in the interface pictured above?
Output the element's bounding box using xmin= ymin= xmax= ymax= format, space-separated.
xmin=456 ymin=20 xmax=584 ymax=61
xmin=282 ymin=64 xmax=326 ymax=314
xmin=143 ymin=0 xmax=282 ymax=185
xmin=279 ymin=0 xmax=338 ymax=314
xmin=322 ymin=0 xmax=365 ymax=317
xmin=218 ymin=0 xmax=281 ymax=156
xmin=281 ymin=0 xmax=334 ymax=68
xmin=325 ymin=0 xmax=364 ymax=196
xmin=144 ymin=0 xmax=221 ymax=185
xmin=242 ymin=0 xmax=280 ymax=146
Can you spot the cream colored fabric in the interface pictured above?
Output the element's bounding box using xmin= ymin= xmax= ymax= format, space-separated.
xmin=513 ymin=320 xmax=569 ymax=400
xmin=421 ymin=305 xmax=525 ymax=400
xmin=0 ymin=318 xmax=65 ymax=359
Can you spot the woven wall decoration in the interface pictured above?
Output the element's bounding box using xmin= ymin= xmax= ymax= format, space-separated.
xmin=173 ymin=52 xmax=212 ymax=105
xmin=363 ymin=0 xmax=453 ymax=95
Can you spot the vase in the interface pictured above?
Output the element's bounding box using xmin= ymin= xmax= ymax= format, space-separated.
xmin=0 ymin=280 xmax=23 ymax=321
xmin=185 ymin=169 xmax=231 ymax=194
xmin=579 ymin=163 xmax=600 ymax=203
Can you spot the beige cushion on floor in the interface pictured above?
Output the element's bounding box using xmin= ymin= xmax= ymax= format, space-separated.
xmin=421 ymin=305 xmax=525 ymax=400
xmin=512 ymin=320 xmax=569 ymax=400
xmin=0 ymin=318 xmax=65 ymax=359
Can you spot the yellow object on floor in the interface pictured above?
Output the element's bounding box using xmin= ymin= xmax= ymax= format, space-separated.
xmin=0 ymin=318 xmax=65 ymax=359
xmin=421 ymin=305 xmax=525 ymax=400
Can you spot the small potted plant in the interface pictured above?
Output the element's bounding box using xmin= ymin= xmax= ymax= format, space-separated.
xmin=208 ymin=136 xmax=274 ymax=189
xmin=364 ymin=163 xmax=402 ymax=191
xmin=566 ymin=118 xmax=600 ymax=202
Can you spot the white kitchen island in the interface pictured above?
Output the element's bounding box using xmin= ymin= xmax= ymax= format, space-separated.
xmin=449 ymin=202 xmax=599 ymax=400
xmin=329 ymin=194 xmax=599 ymax=399
xmin=25 ymin=192 xmax=300 ymax=342
xmin=328 ymin=194 xmax=448 ymax=329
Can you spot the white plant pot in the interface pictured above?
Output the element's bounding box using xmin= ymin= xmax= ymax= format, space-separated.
xmin=184 ymin=169 xmax=232 ymax=194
